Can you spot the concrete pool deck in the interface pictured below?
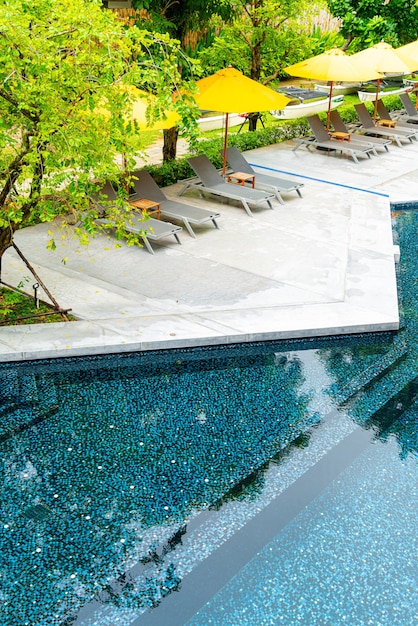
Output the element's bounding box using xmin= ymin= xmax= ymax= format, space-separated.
xmin=1 ymin=134 xmax=417 ymax=363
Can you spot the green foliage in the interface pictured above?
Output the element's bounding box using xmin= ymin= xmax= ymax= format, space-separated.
xmin=144 ymin=118 xmax=309 ymax=186
xmin=0 ymin=0 xmax=198 ymax=258
xmin=132 ymin=0 xmax=235 ymax=43
xmin=309 ymin=25 xmax=345 ymax=55
xmin=327 ymin=0 xmax=418 ymax=50
xmin=183 ymin=27 xmax=219 ymax=59
xmin=194 ymin=0 xmax=344 ymax=83
xmin=132 ymin=1 xmax=236 ymax=81
xmin=196 ymin=23 xmax=314 ymax=81
xmin=195 ymin=27 xmax=251 ymax=76
xmin=0 ymin=287 xmax=75 ymax=325
xmin=144 ymin=157 xmax=196 ymax=186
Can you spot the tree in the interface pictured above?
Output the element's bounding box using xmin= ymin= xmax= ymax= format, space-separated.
xmin=198 ymin=15 xmax=315 ymax=82
xmin=133 ymin=0 xmax=234 ymax=46
xmin=132 ymin=0 xmax=236 ymax=160
xmin=196 ymin=0 xmax=315 ymax=130
xmin=0 ymin=0 xmax=194 ymax=265
xmin=327 ymin=0 xmax=418 ymax=51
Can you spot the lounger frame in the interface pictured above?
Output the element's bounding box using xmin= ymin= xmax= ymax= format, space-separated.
xmin=130 ymin=169 xmax=220 ymax=238
xmin=399 ymin=92 xmax=418 ymax=121
xmin=354 ymin=103 xmax=418 ymax=147
xmin=293 ymin=115 xmax=377 ymax=163
xmin=181 ymin=155 xmax=276 ymax=217
xmin=376 ymin=100 xmax=418 ymax=128
xmin=222 ymin=146 xmax=304 ymax=204
xmin=329 ymin=110 xmax=391 ymax=152
xmin=91 ymin=182 xmax=182 ymax=254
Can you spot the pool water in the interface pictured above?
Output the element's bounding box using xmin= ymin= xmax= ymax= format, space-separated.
xmin=187 ymin=409 xmax=418 ymax=626
xmin=0 ymin=209 xmax=417 ymax=626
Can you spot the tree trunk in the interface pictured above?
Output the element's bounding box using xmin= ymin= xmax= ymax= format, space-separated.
xmin=163 ymin=127 xmax=179 ymax=162
xmin=248 ymin=113 xmax=260 ymax=131
xmin=0 ymin=227 xmax=14 ymax=280
xmin=250 ymin=43 xmax=262 ymax=83
xmin=342 ymin=36 xmax=354 ymax=51
xmin=249 ymin=27 xmax=263 ymax=132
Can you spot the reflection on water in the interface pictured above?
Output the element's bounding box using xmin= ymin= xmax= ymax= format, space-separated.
xmin=0 ymin=349 xmax=323 ymax=624
xmin=0 ymin=210 xmax=417 ymax=625
xmin=188 ymin=406 xmax=418 ymax=626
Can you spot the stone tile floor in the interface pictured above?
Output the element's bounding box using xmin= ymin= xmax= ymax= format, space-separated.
xmin=2 ymin=131 xmax=417 ymax=362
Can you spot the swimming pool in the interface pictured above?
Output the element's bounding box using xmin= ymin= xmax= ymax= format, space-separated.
xmin=0 ymin=209 xmax=417 ymax=626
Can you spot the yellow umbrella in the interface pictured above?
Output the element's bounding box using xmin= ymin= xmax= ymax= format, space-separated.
xmin=285 ymin=48 xmax=382 ymax=130
xmin=350 ymin=42 xmax=412 ymax=120
xmin=396 ymin=39 xmax=418 ymax=73
xmin=396 ymin=40 xmax=418 ymax=109
xmin=127 ymin=86 xmax=179 ymax=130
xmin=94 ymin=85 xmax=180 ymax=172
xmin=99 ymin=84 xmax=180 ymax=130
xmin=194 ymin=67 xmax=290 ymax=173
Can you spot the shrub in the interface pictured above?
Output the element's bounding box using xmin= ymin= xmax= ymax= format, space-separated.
xmin=144 ymin=119 xmax=309 ymax=186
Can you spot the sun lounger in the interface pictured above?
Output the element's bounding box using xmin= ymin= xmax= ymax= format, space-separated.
xmin=376 ymin=99 xmax=418 ymax=127
xmin=221 ymin=146 xmax=304 ymax=205
xmin=398 ymin=92 xmax=418 ymax=122
xmin=90 ymin=182 xmax=182 ymax=254
xmin=354 ymin=103 xmax=418 ymax=147
xmin=296 ymin=114 xmax=377 ymax=163
xmin=329 ymin=110 xmax=391 ymax=152
xmin=89 ymin=181 xmax=120 ymax=212
xmin=180 ymin=155 xmax=276 ymax=217
xmin=129 ymin=169 xmax=220 ymax=238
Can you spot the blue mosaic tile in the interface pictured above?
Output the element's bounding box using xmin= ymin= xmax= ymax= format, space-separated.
xmin=0 ymin=209 xmax=417 ymax=625
xmin=187 ymin=417 xmax=418 ymax=626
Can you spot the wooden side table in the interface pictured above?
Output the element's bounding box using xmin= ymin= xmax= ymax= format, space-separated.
xmin=329 ymin=131 xmax=350 ymax=142
xmin=129 ymin=198 xmax=161 ymax=219
xmin=377 ymin=119 xmax=396 ymax=128
xmin=227 ymin=171 xmax=256 ymax=188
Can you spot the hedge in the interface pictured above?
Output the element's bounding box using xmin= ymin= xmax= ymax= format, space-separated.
xmin=144 ymin=118 xmax=309 ymax=187
xmin=143 ymin=93 xmax=409 ymax=187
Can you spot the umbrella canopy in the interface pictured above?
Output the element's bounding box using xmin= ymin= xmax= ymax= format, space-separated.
xmin=396 ymin=39 xmax=418 ymax=73
xmin=93 ymin=85 xmax=180 ymax=173
xmin=351 ymin=41 xmax=412 ymax=75
xmin=285 ymin=48 xmax=382 ymax=129
xmin=105 ymin=84 xmax=180 ymax=131
xmin=350 ymin=42 xmax=412 ymax=119
xmin=396 ymin=40 xmax=418 ymax=110
xmin=130 ymin=90 xmax=179 ymax=130
xmin=285 ymin=48 xmax=380 ymax=83
xmin=194 ymin=67 xmax=290 ymax=173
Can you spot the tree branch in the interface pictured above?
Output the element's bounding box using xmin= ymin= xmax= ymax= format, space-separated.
xmin=0 ymin=87 xmax=39 ymax=123
xmin=342 ymin=36 xmax=354 ymax=51
xmin=0 ymin=134 xmax=33 ymax=207
xmin=29 ymin=143 xmax=45 ymax=200
xmin=262 ymin=68 xmax=282 ymax=85
xmin=45 ymin=27 xmax=77 ymax=39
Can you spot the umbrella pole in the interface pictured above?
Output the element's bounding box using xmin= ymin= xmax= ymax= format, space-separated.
xmin=373 ymin=78 xmax=381 ymax=121
xmin=414 ymin=76 xmax=418 ymax=110
xmin=222 ymin=112 xmax=229 ymax=176
xmin=326 ymin=81 xmax=334 ymax=132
